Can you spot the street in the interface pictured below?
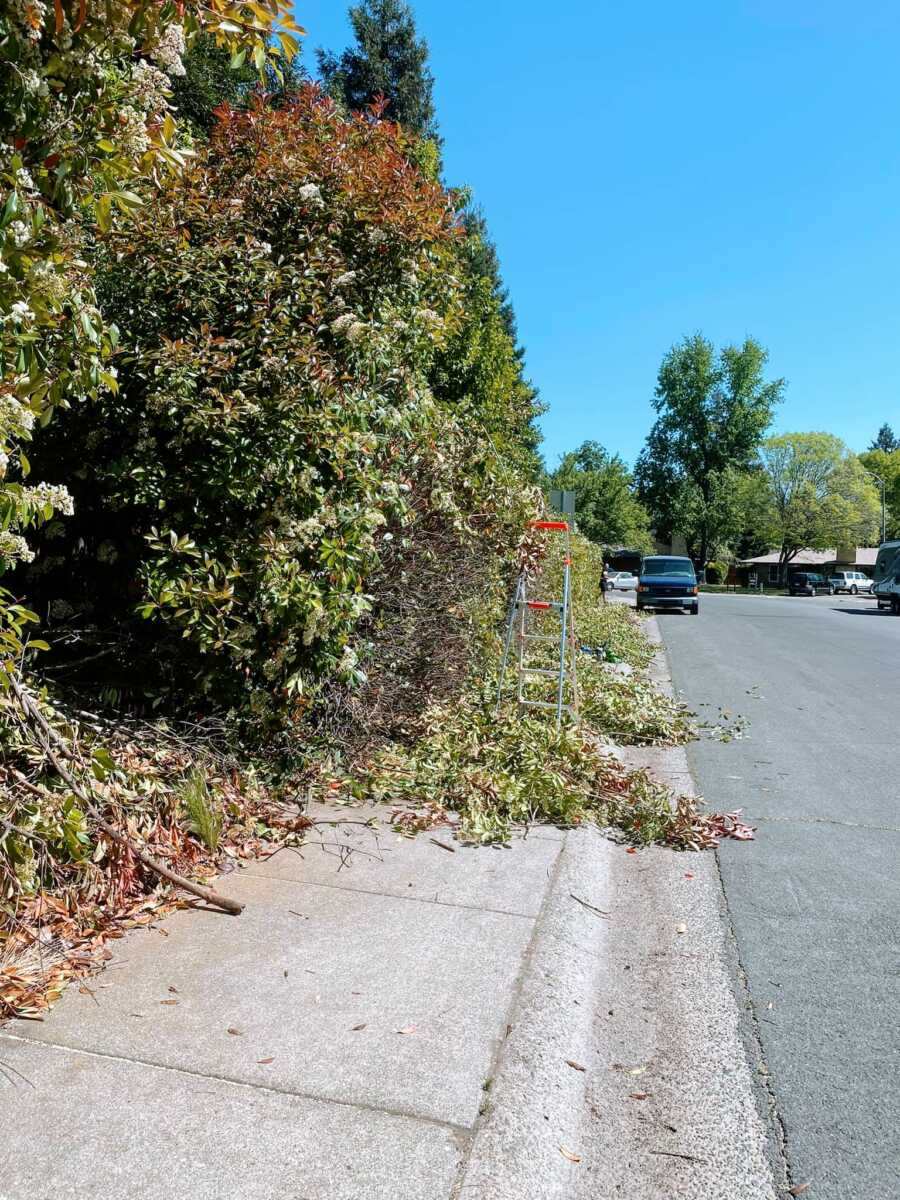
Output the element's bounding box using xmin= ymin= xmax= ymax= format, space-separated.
xmin=658 ymin=592 xmax=900 ymax=1200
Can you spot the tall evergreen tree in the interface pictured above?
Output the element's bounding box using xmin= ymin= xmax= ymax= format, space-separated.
xmin=868 ymin=423 xmax=899 ymax=453
xmin=317 ymin=0 xmax=438 ymax=140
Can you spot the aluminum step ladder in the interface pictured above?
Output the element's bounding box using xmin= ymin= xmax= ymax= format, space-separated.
xmin=495 ymin=520 xmax=579 ymax=729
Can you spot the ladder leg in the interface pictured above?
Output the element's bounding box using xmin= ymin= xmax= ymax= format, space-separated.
xmin=516 ymin=586 xmax=527 ymax=709
xmin=555 ymin=560 xmax=571 ymax=729
xmin=495 ymin=575 xmax=523 ymax=715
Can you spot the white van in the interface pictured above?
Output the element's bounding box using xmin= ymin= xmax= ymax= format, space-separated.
xmin=873 ymin=541 xmax=900 ymax=611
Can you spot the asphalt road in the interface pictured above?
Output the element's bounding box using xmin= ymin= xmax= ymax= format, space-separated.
xmin=657 ymin=591 xmax=900 ymax=1200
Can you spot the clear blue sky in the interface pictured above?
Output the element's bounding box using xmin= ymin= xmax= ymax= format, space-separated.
xmin=296 ymin=1 xmax=900 ymax=469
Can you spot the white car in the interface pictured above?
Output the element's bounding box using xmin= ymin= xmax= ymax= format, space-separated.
xmin=828 ymin=570 xmax=872 ymax=595
xmin=608 ymin=570 xmax=638 ymax=591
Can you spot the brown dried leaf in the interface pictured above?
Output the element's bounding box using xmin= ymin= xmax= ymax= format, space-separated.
xmin=628 ymin=1092 xmax=650 ymax=1100
xmin=226 ymin=1027 xmax=243 ymax=1036
xmin=788 ymin=1186 xmax=810 ymax=1197
xmin=559 ymin=1146 xmax=582 ymax=1163
xmin=168 ymin=985 xmax=179 ymax=993
xmin=396 ymin=1024 xmax=417 ymax=1035
xmin=351 ymin=1023 xmax=367 ymax=1031
xmin=257 ymin=1057 xmax=274 ymax=1064
xmin=565 ymin=1060 xmax=586 ymax=1072
xmin=160 ymin=999 xmax=178 ymax=1006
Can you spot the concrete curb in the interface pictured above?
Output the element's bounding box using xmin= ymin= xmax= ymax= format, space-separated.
xmin=451 ymin=825 xmax=614 ymax=1200
xmin=454 ymin=607 xmax=781 ymax=1200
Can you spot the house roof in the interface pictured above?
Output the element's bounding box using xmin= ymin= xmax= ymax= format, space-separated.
xmin=739 ymin=548 xmax=879 ymax=567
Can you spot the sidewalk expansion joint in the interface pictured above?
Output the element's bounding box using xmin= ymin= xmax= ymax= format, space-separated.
xmin=0 ymin=1030 xmax=474 ymax=1139
xmin=238 ymin=871 xmax=542 ymax=921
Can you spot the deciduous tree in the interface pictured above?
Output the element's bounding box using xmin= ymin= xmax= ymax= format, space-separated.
xmin=635 ymin=334 xmax=782 ymax=567
xmin=548 ymin=442 xmax=653 ymax=551
xmin=756 ymin=433 xmax=881 ymax=567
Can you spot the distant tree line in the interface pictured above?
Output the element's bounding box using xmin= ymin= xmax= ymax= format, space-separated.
xmin=549 ymin=334 xmax=892 ymax=568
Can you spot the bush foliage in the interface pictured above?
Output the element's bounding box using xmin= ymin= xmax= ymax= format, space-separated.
xmin=27 ymin=90 xmax=536 ymax=736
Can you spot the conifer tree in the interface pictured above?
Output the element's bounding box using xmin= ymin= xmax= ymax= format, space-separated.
xmin=318 ymin=0 xmax=438 ymax=140
xmin=868 ymin=423 xmax=899 ymax=453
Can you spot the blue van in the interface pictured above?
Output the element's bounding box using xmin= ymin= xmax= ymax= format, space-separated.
xmin=636 ymin=556 xmax=700 ymax=616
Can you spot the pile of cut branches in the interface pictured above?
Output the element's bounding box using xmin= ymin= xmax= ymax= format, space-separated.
xmin=0 ymin=680 xmax=313 ymax=1020
xmin=356 ymin=531 xmax=753 ymax=848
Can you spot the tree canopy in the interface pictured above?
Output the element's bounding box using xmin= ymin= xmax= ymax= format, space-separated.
xmin=858 ymin=447 xmax=900 ymax=539
xmin=548 ymin=442 xmax=653 ymax=551
xmin=754 ymin=433 xmax=881 ymax=565
xmin=635 ymin=334 xmax=783 ymax=565
xmin=318 ymin=0 xmax=438 ymax=140
xmin=868 ymin=423 xmax=899 ymax=453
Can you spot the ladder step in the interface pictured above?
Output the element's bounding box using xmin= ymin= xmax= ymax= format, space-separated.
xmin=517 ymin=600 xmax=562 ymax=610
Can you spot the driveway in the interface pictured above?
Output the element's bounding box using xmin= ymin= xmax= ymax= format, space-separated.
xmin=657 ymin=592 xmax=900 ymax=1200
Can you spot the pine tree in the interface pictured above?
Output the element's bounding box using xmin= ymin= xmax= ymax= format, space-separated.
xmin=868 ymin=423 xmax=899 ymax=453
xmin=318 ymin=0 xmax=438 ymax=140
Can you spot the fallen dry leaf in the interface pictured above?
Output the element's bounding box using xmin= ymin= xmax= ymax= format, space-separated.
xmin=226 ymin=1027 xmax=243 ymax=1036
xmin=627 ymin=1066 xmax=647 ymax=1076
xmin=396 ymin=1024 xmax=417 ymax=1035
xmin=628 ymin=1092 xmax=650 ymax=1100
xmin=787 ymin=1186 xmax=810 ymax=1197
xmin=684 ymin=872 xmax=694 ymax=880
xmin=168 ymin=985 xmax=179 ymax=994
xmin=626 ymin=847 xmax=637 ymax=855
xmin=160 ymin=999 xmax=178 ymax=1006
xmin=257 ymin=1057 xmax=274 ymax=1065
xmin=675 ymin=923 xmax=687 ymax=934
xmin=565 ymin=1060 xmax=586 ymax=1072
xmin=559 ymin=1146 xmax=582 ymax=1163
xmin=351 ymin=1023 xmax=367 ymax=1031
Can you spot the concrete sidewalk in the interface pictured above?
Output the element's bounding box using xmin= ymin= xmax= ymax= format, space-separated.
xmin=0 ymin=614 xmax=781 ymax=1200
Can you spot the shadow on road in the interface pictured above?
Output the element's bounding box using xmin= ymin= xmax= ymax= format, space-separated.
xmin=830 ymin=606 xmax=895 ymax=617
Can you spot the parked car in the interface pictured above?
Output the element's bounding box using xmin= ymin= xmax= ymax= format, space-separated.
xmin=788 ymin=572 xmax=834 ymax=596
xmin=609 ymin=570 xmax=638 ymax=591
xmin=636 ymin=556 xmax=699 ymax=615
xmin=828 ymin=570 xmax=872 ymax=595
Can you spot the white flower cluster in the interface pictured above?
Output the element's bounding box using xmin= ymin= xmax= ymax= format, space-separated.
xmin=117 ymin=106 xmax=151 ymax=157
xmin=29 ymin=259 xmax=66 ymax=305
xmin=2 ymin=300 xmax=35 ymax=326
xmin=0 ymin=394 xmax=36 ymax=437
xmin=334 ymin=271 xmax=357 ymax=287
xmin=0 ymin=531 xmax=35 ymax=565
xmin=330 ymin=313 xmax=368 ymax=343
xmin=287 ymin=516 xmax=325 ymax=547
xmin=297 ymin=183 xmax=324 ymax=209
xmin=131 ymin=59 xmax=172 ymax=116
xmin=25 ymin=481 xmax=75 ymax=516
xmin=152 ymin=23 xmax=186 ymax=76
xmin=8 ymin=221 xmax=31 ymax=248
